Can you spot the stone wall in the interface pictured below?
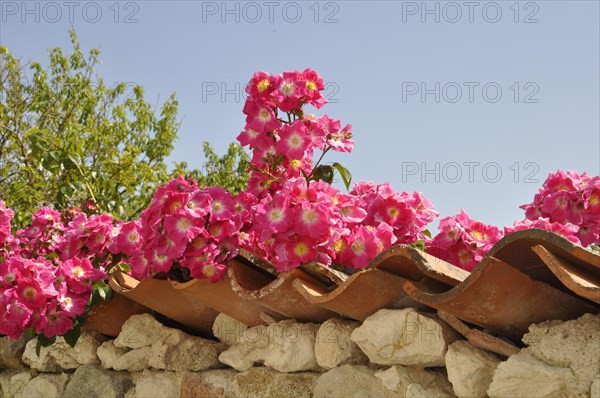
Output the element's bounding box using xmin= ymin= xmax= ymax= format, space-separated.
xmin=1 ymin=309 xmax=599 ymax=398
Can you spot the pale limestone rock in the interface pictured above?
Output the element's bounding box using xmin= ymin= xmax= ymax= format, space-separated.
xmin=14 ymin=373 xmax=70 ymax=398
xmin=114 ymin=313 xmax=169 ymax=349
xmin=445 ymin=340 xmax=500 ymax=398
xmin=128 ymin=370 xmax=183 ymax=398
xmin=0 ymin=370 xmax=33 ymax=398
xmin=591 ymin=374 xmax=600 ymax=398
xmin=124 ymin=386 xmax=136 ymax=398
xmin=522 ymin=313 xmax=600 ymax=396
xmin=487 ymin=353 xmax=576 ymax=398
xmin=218 ymin=324 xmax=270 ymax=371
xmin=113 ymin=346 xmax=151 ymax=372
xmin=97 ymin=340 xmax=128 ymax=369
xmin=62 ymin=365 xmax=134 ymax=398
xmin=218 ymin=345 xmax=260 ymax=371
xmin=163 ymin=335 xmax=225 ymax=371
xmin=147 ymin=340 xmax=174 ymax=370
xmin=0 ymin=371 xmax=13 ymax=398
xmin=181 ymin=369 xmax=236 ymax=398
xmin=219 ymin=321 xmax=320 ymax=373
xmin=375 ymin=365 xmax=453 ymax=396
xmin=22 ymin=330 xmax=102 ymax=372
xmin=313 ymin=365 xmax=388 ymax=398
xmin=263 ymin=320 xmax=320 ymax=372
xmin=315 ymin=318 xmax=368 ymax=369
xmin=350 ymin=308 xmax=458 ymax=367
xmin=111 ymin=313 xmax=225 ymax=372
xmin=229 ymin=367 xmax=319 ymax=398
xmin=406 ymin=382 xmax=454 ymax=398
xmin=146 ymin=335 xmax=224 ymax=371
xmin=0 ymin=336 xmax=30 ymax=369
xmin=212 ymin=313 xmax=248 ymax=345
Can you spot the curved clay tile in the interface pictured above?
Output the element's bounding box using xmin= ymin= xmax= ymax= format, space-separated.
xmin=532 ymin=245 xmax=600 ymax=304
xmin=292 ymin=244 xmax=469 ymax=321
xmin=437 ymin=310 xmax=519 ymax=357
xmin=487 ymin=229 xmax=600 ymax=293
xmin=170 ymin=261 xmax=271 ymax=327
xmin=370 ymin=244 xmax=470 ymax=286
xmin=84 ymin=293 xmax=150 ymax=337
xmin=109 ymin=272 xmax=219 ymax=336
xmin=403 ymin=256 xmax=598 ymax=342
xmin=292 ymin=269 xmax=422 ymax=321
xmin=228 ymin=260 xmax=338 ymax=323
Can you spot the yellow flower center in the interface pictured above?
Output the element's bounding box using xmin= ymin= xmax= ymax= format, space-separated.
xmin=289 ymin=134 xmax=303 ymax=148
xmin=269 ymin=208 xmax=284 ymax=223
xmin=281 ymin=82 xmax=295 ymax=96
xmin=177 ymin=218 xmax=191 ymax=232
xmin=72 ymin=266 xmax=84 ymax=278
xmin=257 ymin=79 xmax=270 ymax=92
xmin=301 ymin=209 xmax=318 ymax=224
xmin=23 ymin=287 xmax=36 ymax=300
xmin=290 ymin=159 xmax=302 ymax=168
xmin=208 ymin=224 xmax=222 ymax=236
xmin=127 ymin=231 xmax=139 ymax=243
xmin=259 ymin=109 xmax=271 ymax=121
xmin=458 ymin=250 xmax=471 ymax=264
xmin=203 ymin=264 xmax=216 ymax=278
xmin=306 ymin=81 xmax=316 ymax=91
xmin=351 ymin=240 xmax=365 ymax=254
xmin=191 ymin=236 xmax=206 ymax=249
xmin=333 ymin=239 xmax=345 ymax=253
xmin=294 ymin=242 xmax=309 ymax=257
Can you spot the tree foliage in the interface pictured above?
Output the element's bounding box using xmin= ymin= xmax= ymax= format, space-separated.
xmin=173 ymin=142 xmax=249 ymax=195
xmin=0 ymin=30 xmax=249 ymax=227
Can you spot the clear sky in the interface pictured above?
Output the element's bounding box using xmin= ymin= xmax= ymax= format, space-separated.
xmin=1 ymin=0 xmax=599 ymax=229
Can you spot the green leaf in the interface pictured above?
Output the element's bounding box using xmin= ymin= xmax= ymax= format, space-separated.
xmin=24 ymin=327 xmax=36 ymax=337
xmin=46 ymin=252 xmax=59 ymax=260
xmin=331 ymin=162 xmax=352 ymax=191
xmin=62 ymin=322 xmax=81 ymax=348
xmin=68 ymin=154 xmax=82 ymax=168
xmin=411 ymin=239 xmax=427 ymax=252
xmin=312 ymin=165 xmax=334 ymax=184
xmin=89 ymin=289 xmax=101 ymax=307
xmin=422 ymin=229 xmax=432 ymax=239
xmin=36 ymin=333 xmax=56 ymax=356
xmin=118 ymin=262 xmax=131 ymax=274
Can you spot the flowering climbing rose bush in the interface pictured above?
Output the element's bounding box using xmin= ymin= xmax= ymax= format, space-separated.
xmin=238 ymin=69 xmax=354 ymax=196
xmin=518 ymin=170 xmax=600 ymax=246
xmin=0 ymin=202 xmax=109 ymax=343
xmin=235 ymin=69 xmax=437 ymax=271
xmin=427 ymin=170 xmax=600 ymax=272
xmin=427 ymin=210 xmax=503 ymax=272
xmin=242 ymin=178 xmax=437 ymax=272
xmin=115 ymin=176 xmax=253 ymax=282
xmin=2 ymin=67 xmax=600 ymax=345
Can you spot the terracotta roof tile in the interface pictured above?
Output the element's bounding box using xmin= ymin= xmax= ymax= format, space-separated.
xmin=107 ymin=229 xmax=600 ymax=345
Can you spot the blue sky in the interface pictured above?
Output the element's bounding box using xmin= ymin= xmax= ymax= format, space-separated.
xmin=1 ymin=0 xmax=599 ymax=228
